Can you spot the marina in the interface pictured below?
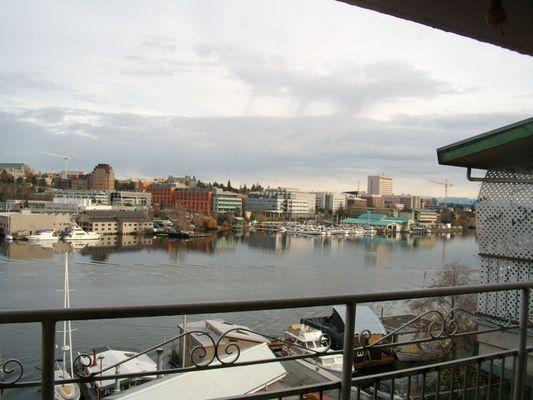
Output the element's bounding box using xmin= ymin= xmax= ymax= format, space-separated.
xmin=0 ymin=232 xmax=479 ymax=399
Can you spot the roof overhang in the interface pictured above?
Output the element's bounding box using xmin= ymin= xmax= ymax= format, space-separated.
xmin=338 ymin=0 xmax=533 ymax=56
xmin=437 ymin=117 xmax=533 ymax=169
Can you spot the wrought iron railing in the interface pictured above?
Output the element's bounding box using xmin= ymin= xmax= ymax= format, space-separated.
xmin=0 ymin=282 xmax=531 ymax=400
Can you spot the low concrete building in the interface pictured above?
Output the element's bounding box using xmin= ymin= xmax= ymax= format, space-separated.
xmin=0 ymin=210 xmax=73 ymax=236
xmin=77 ymin=210 xmax=153 ymax=235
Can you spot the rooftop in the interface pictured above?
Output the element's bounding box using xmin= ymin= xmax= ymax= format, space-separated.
xmin=437 ymin=117 xmax=533 ymax=169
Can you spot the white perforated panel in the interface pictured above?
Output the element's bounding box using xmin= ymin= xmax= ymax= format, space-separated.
xmin=476 ymin=169 xmax=533 ymax=324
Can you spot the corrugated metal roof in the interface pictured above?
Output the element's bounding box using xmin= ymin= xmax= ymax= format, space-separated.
xmin=334 ymin=305 xmax=387 ymax=335
xmin=107 ymin=343 xmax=287 ymax=400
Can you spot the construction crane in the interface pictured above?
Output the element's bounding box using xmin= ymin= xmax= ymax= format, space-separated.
xmin=39 ymin=151 xmax=75 ymax=179
xmin=429 ymin=179 xmax=453 ymax=208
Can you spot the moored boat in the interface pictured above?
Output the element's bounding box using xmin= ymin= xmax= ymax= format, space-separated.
xmin=63 ymin=226 xmax=101 ymax=241
xmin=26 ymin=230 xmax=59 ymax=243
xmin=282 ymin=323 xmax=344 ymax=373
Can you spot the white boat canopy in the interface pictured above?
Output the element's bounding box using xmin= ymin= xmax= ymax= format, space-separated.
xmin=333 ymin=305 xmax=387 ymax=335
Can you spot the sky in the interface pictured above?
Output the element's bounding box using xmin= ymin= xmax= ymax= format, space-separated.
xmin=0 ymin=1 xmax=532 ymax=197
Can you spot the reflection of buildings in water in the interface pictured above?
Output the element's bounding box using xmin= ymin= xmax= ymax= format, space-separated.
xmin=0 ymin=240 xmax=72 ymax=260
xmin=79 ymin=234 xmax=154 ymax=261
xmin=362 ymin=236 xmax=393 ymax=267
xmin=152 ymin=234 xmax=220 ymax=259
xmin=0 ymin=240 xmax=56 ymax=260
xmin=246 ymin=232 xmax=289 ymax=253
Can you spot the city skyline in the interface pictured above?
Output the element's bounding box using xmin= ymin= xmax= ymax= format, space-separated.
xmin=1 ymin=1 xmax=532 ymax=197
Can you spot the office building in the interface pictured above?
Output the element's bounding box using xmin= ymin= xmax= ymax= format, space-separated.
xmin=0 ymin=210 xmax=73 ymax=236
xmin=212 ymin=190 xmax=243 ymax=214
xmin=77 ymin=210 xmax=152 ymax=235
xmin=367 ymin=175 xmax=393 ymax=196
xmin=0 ymin=163 xmax=32 ymax=180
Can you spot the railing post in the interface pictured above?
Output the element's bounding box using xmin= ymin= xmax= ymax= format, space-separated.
xmin=41 ymin=319 xmax=56 ymax=400
xmin=513 ymin=288 xmax=530 ymax=400
xmin=341 ymin=302 xmax=356 ymax=400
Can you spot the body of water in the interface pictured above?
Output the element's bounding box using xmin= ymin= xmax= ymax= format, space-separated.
xmin=0 ymin=231 xmax=479 ymax=399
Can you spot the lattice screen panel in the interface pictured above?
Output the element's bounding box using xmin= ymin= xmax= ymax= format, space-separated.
xmin=476 ymin=169 xmax=533 ymax=324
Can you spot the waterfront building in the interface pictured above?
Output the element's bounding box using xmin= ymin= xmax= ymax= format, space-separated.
xmin=342 ymin=213 xmax=413 ymax=233
xmin=174 ymin=189 xmax=213 ymax=215
xmin=437 ymin=116 xmax=533 ymax=376
xmin=367 ymin=175 xmax=393 ymax=196
xmin=0 ymin=209 xmax=73 ymax=236
xmin=77 ymin=210 xmax=152 ymax=235
xmin=246 ymin=188 xmax=315 ymax=218
xmin=413 ymin=208 xmax=438 ymax=227
xmin=212 ymin=189 xmax=242 ymax=214
xmin=89 ymin=163 xmax=115 ymax=190
xmin=148 ymin=182 xmax=186 ymax=207
xmin=0 ymin=163 xmax=32 ymax=180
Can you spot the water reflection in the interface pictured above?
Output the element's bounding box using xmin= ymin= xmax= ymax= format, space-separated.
xmin=0 ymin=231 xmax=472 ymax=269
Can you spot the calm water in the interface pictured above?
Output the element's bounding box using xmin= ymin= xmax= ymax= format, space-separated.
xmin=0 ymin=232 xmax=479 ymax=399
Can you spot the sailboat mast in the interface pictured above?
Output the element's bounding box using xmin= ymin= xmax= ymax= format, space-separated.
xmin=62 ymin=252 xmax=68 ymax=374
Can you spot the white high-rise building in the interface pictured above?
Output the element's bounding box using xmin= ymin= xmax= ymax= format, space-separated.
xmin=367 ymin=175 xmax=393 ymax=196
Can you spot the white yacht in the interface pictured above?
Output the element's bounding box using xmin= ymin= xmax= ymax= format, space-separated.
xmin=26 ymin=230 xmax=59 ymax=243
xmin=63 ymin=226 xmax=101 ymax=241
xmin=282 ymin=323 xmax=344 ymax=373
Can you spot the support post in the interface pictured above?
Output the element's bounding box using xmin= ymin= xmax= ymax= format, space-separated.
xmin=41 ymin=319 xmax=56 ymax=400
xmin=341 ymin=302 xmax=356 ymax=400
xmin=513 ymin=288 xmax=530 ymax=400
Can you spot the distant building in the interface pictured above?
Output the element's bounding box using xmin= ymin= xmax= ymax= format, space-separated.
xmin=89 ymin=164 xmax=115 ymax=190
xmin=0 ymin=163 xmax=32 ymax=180
xmin=148 ymin=182 xmax=187 ymax=207
xmin=77 ymin=210 xmax=152 ymax=235
xmin=53 ymin=189 xmax=112 ymax=206
xmin=413 ymin=209 xmax=438 ymax=226
xmin=383 ymin=195 xmax=421 ymax=211
xmin=314 ymin=192 xmax=347 ymax=212
xmin=342 ymin=213 xmax=413 ymax=233
xmin=212 ymin=189 xmax=242 ymax=214
xmin=361 ymin=195 xmax=385 ymax=209
xmin=420 ymin=197 xmax=439 ymax=209
xmin=111 ymin=191 xmax=152 ymax=208
xmin=367 ymin=175 xmax=393 ymax=196
xmin=0 ymin=210 xmax=73 ymax=236
xmin=174 ymin=189 xmax=213 ymax=215
xmin=245 ymin=188 xmax=315 ymax=218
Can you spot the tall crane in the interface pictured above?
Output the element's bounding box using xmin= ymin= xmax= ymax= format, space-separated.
xmin=39 ymin=151 xmax=75 ymax=179
xmin=429 ymin=179 xmax=453 ymax=208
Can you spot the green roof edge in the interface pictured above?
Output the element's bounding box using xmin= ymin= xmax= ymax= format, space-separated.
xmin=437 ymin=117 xmax=533 ymax=165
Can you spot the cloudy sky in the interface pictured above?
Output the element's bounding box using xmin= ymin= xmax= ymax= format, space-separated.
xmin=1 ymin=1 xmax=532 ymax=197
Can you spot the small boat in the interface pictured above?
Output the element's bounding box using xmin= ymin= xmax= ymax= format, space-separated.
xmin=26 ymin=230 xmax=59 ymax=243
xmin=4 ymin=234 xmax=14 ymax=241
xmin=63 ymin=226 xmax=101 ymax=241
xmin=282 ymin=323 xmax=344 ymax=373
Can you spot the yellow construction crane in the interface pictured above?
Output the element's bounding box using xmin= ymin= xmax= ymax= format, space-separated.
xmin=429 ymin=179 xmax=453 ymax=208
xmin=39 ymin=150 xmax=75 ymax=179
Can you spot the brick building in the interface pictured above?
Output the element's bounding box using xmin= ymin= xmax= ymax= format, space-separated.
xmin=89 ymin=164 xmax=115 ymax=190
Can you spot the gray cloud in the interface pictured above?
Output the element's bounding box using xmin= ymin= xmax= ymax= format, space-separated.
xmin=0 ymin=107 xmax=527 ymax=196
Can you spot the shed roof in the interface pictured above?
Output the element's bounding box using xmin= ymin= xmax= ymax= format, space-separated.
xmin=437 ymin=117 xmax=533 ymax=169
xmin=107 ymin=343 xmax=286 ymax=400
